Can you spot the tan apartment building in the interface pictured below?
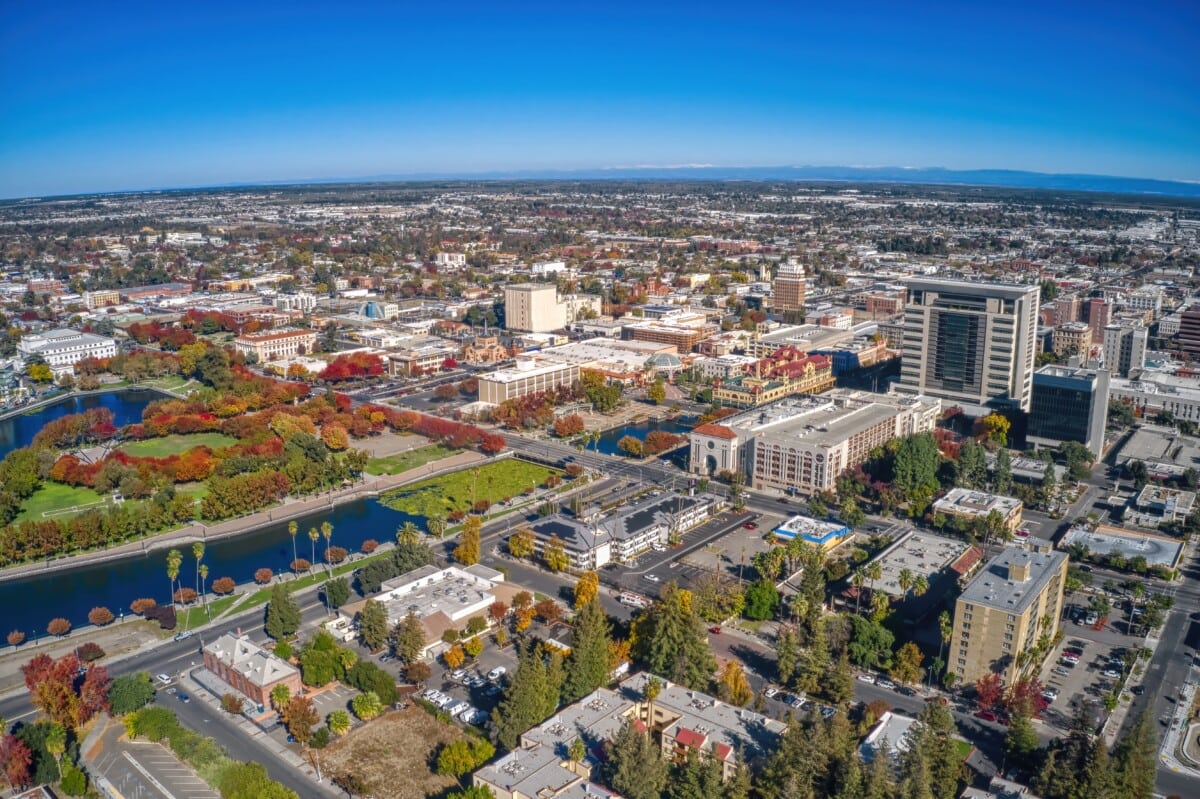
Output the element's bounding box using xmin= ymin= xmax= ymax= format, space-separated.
xmin=233 ymin=328 xmax=317 ymax=361
xmin=504 ymin=283 xmax=601 ymax=333
xmin=478 ymin=358 xmax=580 ymax=405
xmin=85 ymin=289 xmax=121 ymax=309
xmin=950 ymin=549 xmax=1068 ymax=684
xmin=623 ymin=314 xmax=718 ymax=353
xmin=1051 ymin=321 xmax=1092 ymax=359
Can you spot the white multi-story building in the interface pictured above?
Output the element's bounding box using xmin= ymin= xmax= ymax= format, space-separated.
xmin=896 ymin=279 xmax=1039 ymax=412
xmin=233 ymin=329 xmax=318 ymax=361
xmin=1109 ymin=373 xmax=1200 ymax=422
xmin=18 ymin=328 xmax=117 ymax=373
xmin=478 ymin=358 xmax=580 ymax=405
xmin=435 ymin=252 xmax=467 ymax=267
xmin=695 ymin=354 xmax=759 ymax=379
xmin=689 ymin=390 xmax=941 ymax=495
xmin=275 ymin=293 xmax=317 ymax=313
xmin=1103 ymin=322 xmax=1148 ymax=378
xmin=531 ymin=260 xmax=567 ymax=276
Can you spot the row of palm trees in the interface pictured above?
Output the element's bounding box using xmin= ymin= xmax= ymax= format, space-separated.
xmin=286 ymin=519 xmax=337 ymax=574
xmin=849 ymin=561 xmax=929 ymax=616
xmin=165 ymin=542 xmax=209 ymax=628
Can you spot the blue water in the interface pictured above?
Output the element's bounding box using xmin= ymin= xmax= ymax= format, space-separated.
xmin=0 ymin=389 xmax=162 ymax=458
xmin=0 ymin=497 xmax=424 ymax=640
xmin=594 ymin=416 xmax=695 ymax=456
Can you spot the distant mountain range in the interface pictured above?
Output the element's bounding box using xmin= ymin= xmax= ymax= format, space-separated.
xmin=246 ymin=165 xmax=1200 ymax=199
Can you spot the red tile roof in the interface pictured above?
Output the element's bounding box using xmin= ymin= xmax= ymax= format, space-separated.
xmin=674 ymin=727 xmax=707 ymax=748
xmin=692 ymin=423 xmax=736 ymax=439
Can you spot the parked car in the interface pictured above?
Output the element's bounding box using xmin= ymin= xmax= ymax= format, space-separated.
xmin=485 ymin=684 xmax=504 ymax=697
xmin=877 ymin=679 xmax=897 ymax=690
xmin=1052 ymin=666 xmax=1072 ymax=677
xmin=177 ymin=692 xmax=190 ymax=703
xmin=743 ymin=522 xmax=758 ymax=530
xmin=974 ymin=710 xmax=998 ymax=722
xmin=487 ymin=666 xmax=507 ymax=681
xmin=451 ymin=669 xmax=468 ymax=682
xmin=446 ymin=701 xmax=470 ymax=717
xmin=856 ymin=674 xmax=876 ymax=684
xmin=1085 ymin=612 xmax=1099 ymax=625
xmin=709 ymin=626 xmax=722 ymax=635
xmin=764 ymin=687 xmax=780 ymax=699
xmin=645 ymin=574 xmax=660 ymax=582
xmin=1103 ymin=669 xmax=1122 ymax=679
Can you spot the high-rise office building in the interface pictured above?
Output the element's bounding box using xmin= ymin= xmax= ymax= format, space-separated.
xmin=1177 ymin=309 xmax=1200 ymax=358
xmin=1103 ymin=323 xmax=1148 ymax=377
xmin=1084 ymin=296 xmax=1110 ymax=341
xmin=773 ymin=260 xmax=807 ymax=323
xmin=896 ymin=279 xmax=1039 ymax=412
xmin=503 ymin=284 xmax=602 ymax=333
xmin=1027 ymin=366 xmax=1109 ymax=458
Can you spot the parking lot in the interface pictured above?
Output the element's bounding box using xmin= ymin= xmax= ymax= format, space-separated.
xmin=1036 ymin=600 xmax=1146 ymax=731
xmin=89 ymin=719 xmax=219 ymax=799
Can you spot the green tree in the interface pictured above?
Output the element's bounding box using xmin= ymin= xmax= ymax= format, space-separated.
xmin=563 ymin=599 xmax=612 ymax=703
xmin=454 ymin=516 xmax=481 ymax=565
xmin=326 ymin=709 xmax=351 ymax=736
xmin=265 ymin=584 xmax=300 ymax=641
xmin=351 ymin=690 xmax=383 ymax=720
xmin=437 ymin=738 xmax=497 ymax=785
xmin=107 ymin=672 xmax=156 ymax=714
xmin=390 ymin=611 xmax=427 ymax=663
xmin=630 ymin=582 xmax=716 ymax=691
xmin=717 ymin=660 xmax=753 ymax=706
xmin=743 ymin=579 xmax=780 ymax=620
xmin=955 ymin=439 xmax=987 ymax=489
xmin=1112 ymin=710 xmax=1157 ymax=799
xmin=848 ymin=615 xmax=894 ymax=670
xmin=993 ymin=447 xmax=1013 ymax=494
xmin=323 ymin=576 xmax=351 ymax=609
xmin=668 ymin=752 xmax=724 ymax=799
xmin=492 ymin=641 xmax=564 ymax=749
xmin=605 ymin=717 xmax=669 ymax=799
xmin=1005 ymin=711 xmax=1039 ymax=760
xmin=358 ymin=599 xmax=389 ymax=652
xmin=648 ymin=379 xmax=667 ymax=405
xmin=270 ymin=683 xmax=291 ymax=712
xmin=543 ymin=535 xmax=570 ymax=572
xmin=775 ymin=624 xmax=800 ymax=686
xmin=891 ymin=433 xmax=941 ymax=507
xmin=840 ymin=496 xmax=866 ymax=528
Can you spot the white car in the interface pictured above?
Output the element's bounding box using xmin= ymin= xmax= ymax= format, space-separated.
xmin=450 ymin=668 xmax=468 ymax=682
xmin=877 ymin=679 xmax=897 ymax=690
xmin=856 ymin=674 xmax=876 ymax=684
xmin=487 ymin=666 xmax=507 ymax=681
xmin=446 ymin=701 xmax=470 ymax=717
xmin=764 ymin=687 xmax=780 ymax=699
xmin=645 ymin=574 xmax=660 ymax=582
xmin=156 ymin=673 xmax=172 ymax=685
xmin=435 ymin=694 xmax=457 ymax=709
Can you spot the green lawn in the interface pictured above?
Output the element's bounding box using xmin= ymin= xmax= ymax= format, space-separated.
xmin=379 ymin=460 xmax=561 ymax=518
xmin=242 ymin=553 xmax=385 ymax=608
xmin=119 ymin=432 xmax=238 ymax=458
xmin=177 ymin=482 xmax=210 ymax=500
xmin=17 ymin=483 xmax=107 ymax=522
xmin=953 ymin=739 xmax=974 ymax=760
xmin=176 ymin=594 xmax=239 ymax=630
xmin=365 ymin=444 xmax=461 ymax=476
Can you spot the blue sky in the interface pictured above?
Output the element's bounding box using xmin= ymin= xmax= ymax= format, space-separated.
xmin=1 ymin=0 xmax=1197 ymax=198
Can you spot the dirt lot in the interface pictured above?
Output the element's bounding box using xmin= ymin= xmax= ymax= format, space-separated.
xmin=321 ymin=707 xmax=468 ymax=799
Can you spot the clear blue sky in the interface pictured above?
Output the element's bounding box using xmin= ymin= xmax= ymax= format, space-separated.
xmin=1 ymin=0 xmax=1197 ymax=198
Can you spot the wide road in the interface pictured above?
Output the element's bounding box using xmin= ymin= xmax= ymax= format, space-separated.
xmin=2 ymin=594 xmax=335 ymax=795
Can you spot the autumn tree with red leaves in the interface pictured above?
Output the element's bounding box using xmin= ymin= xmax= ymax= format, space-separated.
xmin=21 ymin=653 xmax=110 ymax=729
xmin=974 ymin=672 xmax=1004 ymax=711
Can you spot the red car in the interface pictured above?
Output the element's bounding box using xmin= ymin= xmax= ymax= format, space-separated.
xmin=974 ymin=710 xmax=998 ymax=722
xmin=709 ymin=626 xmax=722 ymax=634
xmin=743 ymin=522 xmax=758 ymax=530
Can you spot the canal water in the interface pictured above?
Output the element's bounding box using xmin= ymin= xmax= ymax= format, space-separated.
xmin=0 ymin=388 xmax=163 ymax=458
xmin=593 ymin=415 xmax=696 ymax=456
xmin=0 ymin=497 xmax=424 ymax=639
xmin=0 ymin=389 xmax=428 ymax=639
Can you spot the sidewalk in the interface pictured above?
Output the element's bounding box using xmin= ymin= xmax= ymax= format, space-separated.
xmin=0 ymin=449 xmax=487 ymax=584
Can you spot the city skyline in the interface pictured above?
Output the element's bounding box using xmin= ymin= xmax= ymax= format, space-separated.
xmin=1 ymin=0 xmax=1198 ymax=198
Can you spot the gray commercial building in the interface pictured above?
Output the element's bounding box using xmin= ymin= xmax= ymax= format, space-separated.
xmin=1026 ymin=365 xmax=1109 ymax=459
xmin=896 ymin=279 xmax=1039 ymax=412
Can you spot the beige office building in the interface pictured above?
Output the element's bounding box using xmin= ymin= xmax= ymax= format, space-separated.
xmin=478 ymin=358 xmax=581 ymax=405
xmin=773 ymin=260 xmax=807 ymax=322
xmin=896 ymin=279 xmax=1039 ymax=412
xmin=504 ymin=284 xmax=601 ymax=333
xmin=950 ymin=548 xmax=1068 ymax=684
xmin=1051 ymin=322 xmax=1092 ymax=359
xmin=233 ymin=329 xmax=317 ymax=361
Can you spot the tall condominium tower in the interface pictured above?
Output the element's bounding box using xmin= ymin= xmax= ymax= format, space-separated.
xmin=896 ymin=278 xmax=1040 ymax=412
xmin=773 ymin=260 xmax=807 ymax=323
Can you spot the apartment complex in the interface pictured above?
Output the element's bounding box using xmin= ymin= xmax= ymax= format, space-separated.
xmin=950 ymin=549 xmax=1068 ymax=684
xmin=504 ymin=284 xmax=601 ymax=333
xmin=202 ymin=633 xmax=302 ymax=707
xmin=473 ymin=672 xmax=786 ymax=799
xmin=896 ymin=279 xmax=1039 ymax=412
xmin=84 ymin=289 xmax=121 ymax=309
xmin=622 ymin=312 xmax=719 ymax=352
xmin=1027 ymin=365 xmax=1109 ymax=458
xmin=932 ymin=488 xmax=1024 ymax=533
xmin=17 ymin=328 xmax=117 ymax=373
xmin=1051 ymin=322 xmax=1092 ymax=359
xmin=1103 ymin=322 xmax=1148 ymax=377
xmin=773 ymin=259 xmax=807 ymax=322
xmin=232 ymin=328 xmax=318 ymax=361
xmin=688 ymin=390 xmax=940 ymax=495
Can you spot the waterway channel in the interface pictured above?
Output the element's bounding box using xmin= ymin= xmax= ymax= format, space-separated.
xmin=0 ymin=388 xmax=163 ymax=457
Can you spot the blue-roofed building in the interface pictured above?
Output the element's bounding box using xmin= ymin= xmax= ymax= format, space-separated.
xmin=773 ymin=514 xmax=851 ymax=549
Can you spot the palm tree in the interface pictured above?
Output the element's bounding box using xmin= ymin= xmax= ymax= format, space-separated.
xmin=166 ymin=549 xmax=182 ymax=610
xmin=321 ymin=521 xmax=334 ymax=574
xmin=852 ymin=568 xmax=866 ymax=615
xmin=397 ymin=522 xmax=420 ymax=545
xmin=644 ymin=676 xmax=662 ymax=732
xmin=308 ymin=526 xmax=319 ymax=567
xmin=192 ymin=541 xmax=205 ymax=601
xmin=912 ymin=575 xmax=928 ymax=598
xmin=866 ymin=561 xmax=882 ymax=597
xmin=288 ymin=520 xmax=299 ymax=565
xmin=938 ymin=611 xmax=953 ymax=665
xmin=898 ymin=568 xmax=914 ymax=597
xmin=199 ymin=564 xmax=209 ymax=613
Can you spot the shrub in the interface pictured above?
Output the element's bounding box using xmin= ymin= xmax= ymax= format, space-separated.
xmin=128 ymin=706 xmax=179 ymax=742
xmin=47 ymin=618 xmax=71 ymax=636
xmin=254 ymin=568 xmax=274 ymax=584
xmin=361 ymin=539 xmax=378 ymax=554
xmin=60 ymin=764 xmax=88 ymax=796
xmin=130 ymin=598 xmax=157 ymax=615
xmin=7 ymin=630 xmax=26 ymax=646
xmin=291 ymin=558 xmax=312 ymax=574
xmin=274 ymin=641 xmax=293 ymax=660
xmin=211 ymin=576 xmax=236 ymax=595
xmin=565 ymin=463 xmax=584 ymax=478
xmin=324 ymin=546 xmax=348 ymax=565
xmin=221 ymin=693 xmax=245 ymax=714
xmin=144 ymin=605 xmax=177 ymax=630
xmin=108 ymin=672 xmax=156 ymax=714
xmin=173 ymin=588 xmax=198 ymax=604
xmin=351 ymin=691 xmax=383 ymax=721
xmin=76 ymin=642 xmax=106 ymax=662
xmin=88 ymin=606 xmax=115 ymax=626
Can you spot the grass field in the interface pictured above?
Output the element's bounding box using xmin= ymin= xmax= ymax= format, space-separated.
xmin=176 ymin=482 xmax=210 ymax=500
xmin=364 ymin=444 xmax=460 ymax=476
xmin=379 ymin=459 xmax=560 ymax=518
xmin=16 ymin=483 xmax=107 ymax=522
xmin=119 ymin=432 xmax=238 ymax=458
xmin=175 ymin=594 xmax=239 ymax=630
